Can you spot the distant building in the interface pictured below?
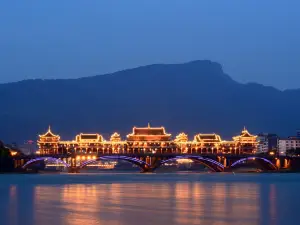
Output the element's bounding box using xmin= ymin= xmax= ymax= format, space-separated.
xmin=257 ymin=133 xmax=279 ymax=154
xmin=278 ymin=131 xmax=300 ymax=156
xmin=278 ymin=138 xmax=299 ymax=156
xmin=19 ymin=140 xmax=37 ymax=155
xmin=3 ymin=142 xmax=22 ymax=156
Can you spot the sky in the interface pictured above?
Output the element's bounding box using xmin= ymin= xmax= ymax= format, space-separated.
xmin=0 ymin=0 xmax=299 ymax=90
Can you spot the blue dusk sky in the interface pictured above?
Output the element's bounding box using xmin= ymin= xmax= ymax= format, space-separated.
xmin=0 ymin=1 xmax=299 ymax=90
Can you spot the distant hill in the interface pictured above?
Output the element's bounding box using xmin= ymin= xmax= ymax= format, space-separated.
xmin=0 ymin=60 xmax=299 ymax=143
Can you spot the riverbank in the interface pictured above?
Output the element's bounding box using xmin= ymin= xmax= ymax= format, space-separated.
xmin=1 ymin=169 xmax=300 ymax=174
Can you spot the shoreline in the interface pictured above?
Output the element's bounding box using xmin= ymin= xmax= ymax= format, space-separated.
xmin=1 ymin=169 xmax=300 ymax=174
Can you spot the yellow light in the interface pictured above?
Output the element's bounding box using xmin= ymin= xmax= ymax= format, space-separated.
xmin=177 ymin=159 xmax=193 ymax=163
xmin=92 ymin=156 xmax=96 ymax=159
xmin=10 ymin=151 xmax=18 ymax=156
xmin=269 ymin=152 xmax=275 ymax=155
xmin=76 ymin=156 xmax=80 ymax=160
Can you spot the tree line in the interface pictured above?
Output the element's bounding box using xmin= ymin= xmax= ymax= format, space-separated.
xmin=0 ymin=141 xmax=14 ymax=172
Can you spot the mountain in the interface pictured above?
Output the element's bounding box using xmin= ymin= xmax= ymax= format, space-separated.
xmin=0 ymin=60 xmax=299 ymax=143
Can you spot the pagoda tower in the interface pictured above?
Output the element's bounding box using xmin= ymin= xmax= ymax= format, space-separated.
xmin=233 ymin=127 xmax=258 ymax=154
xmin=38 ymin=126 xmax=60 ymax=155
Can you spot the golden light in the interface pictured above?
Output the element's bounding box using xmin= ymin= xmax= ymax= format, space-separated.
xmin=37 ymin=125 xmax=259 ymax=156
xmin=269 ymin=152 xmax=275 ymax=156
xmin=177 ymin=159 xmax=193 ymax=163
xmin=10 ymin=151 xmax=18 ymax=156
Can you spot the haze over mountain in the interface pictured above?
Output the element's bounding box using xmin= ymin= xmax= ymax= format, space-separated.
xmin=0 ymin=60 xmax=299 ymax=143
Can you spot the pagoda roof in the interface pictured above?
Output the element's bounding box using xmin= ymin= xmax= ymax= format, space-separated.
xmin=194 ymin=133 xmax=222 ymax=142
xmin=76 ymin=133 xmax=103 ymax=142
xmin=39 ymin=126 xmax=60 ymax=138
xmin=176 ymin=132 xmax=188 ymax=138
xmin=111 ymin=132 xmax=121 ymax=138
xmin=240 ymin=127 xmax=256 ymax=137
xmin=110 ymin=132 xmax=122 ymax=141
xmin=127 ymin=123 xmax=171 ymax=137
xmin=233 ymin=127 xmax=257 ymax=140
xmin=175 ymin=132 xmax=188 ymax=142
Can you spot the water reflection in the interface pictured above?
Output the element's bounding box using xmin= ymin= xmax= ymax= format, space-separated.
xmin=31 ymin=182 xmax=262 ymax=225
xmin=9 ymin=186 xmax=18 ymax=225
xmin=2 ymin=174 xmax=300 ymax=225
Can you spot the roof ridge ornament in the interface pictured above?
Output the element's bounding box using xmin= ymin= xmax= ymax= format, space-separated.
xmin=38 ymin=125 xmax=60 ymax=140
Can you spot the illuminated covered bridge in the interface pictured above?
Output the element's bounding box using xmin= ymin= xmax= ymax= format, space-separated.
xmin=16 ymin=124 xmax=285 ymax=172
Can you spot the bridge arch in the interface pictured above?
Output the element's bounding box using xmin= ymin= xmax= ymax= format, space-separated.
xmin=154 ymin=155 xmax=224 ymax=172
xmin=22 ymin=157 xmax=70 ymax=169
xmin=230 ymin=157 xmax=277 ymax=170
xmin=80 ymin=155 xmax=150 ymax=171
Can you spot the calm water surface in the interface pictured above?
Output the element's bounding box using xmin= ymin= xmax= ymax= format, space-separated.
xmin=0 ymin=173 xmax=299 ymax=225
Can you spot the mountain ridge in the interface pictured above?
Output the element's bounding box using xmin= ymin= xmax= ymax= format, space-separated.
xmin=0 ymin=60 xmax=238 ymax=86
xmin=2 ymin=60 xmax=299 ymax=92
xmin=0 ymin=60 xmax=299 ymax=143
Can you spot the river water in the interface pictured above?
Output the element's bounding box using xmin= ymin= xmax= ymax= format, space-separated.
xmin=0 ymin=172 xmax=298 ymax=225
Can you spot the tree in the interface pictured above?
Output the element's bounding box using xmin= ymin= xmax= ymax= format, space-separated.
xmin=0 ymin=140 xmax=14 ymax=172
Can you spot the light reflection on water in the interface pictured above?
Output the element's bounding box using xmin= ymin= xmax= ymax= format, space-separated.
xmin=1 ymin=173 xmax=300 ymax=225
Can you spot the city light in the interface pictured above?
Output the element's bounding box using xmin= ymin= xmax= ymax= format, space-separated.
xmin=10 ymin=151 xmax=18 ymax=156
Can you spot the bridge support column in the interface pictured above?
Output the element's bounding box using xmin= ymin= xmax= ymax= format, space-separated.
xmin=223 ymin=157 xmax=227 ymax=167
xmin=276 ymin=158 xmax=281 ymax=169
xmin=146 ymin=156 xmax=151 ymax=165
xmin=68 ymin=167 xmax=80 ymax=173
xmin=14 ymin=159 xmax=20 ymax=168
xmin=13 ymin=160 xmax=16 ymax=168
xmin=283 ymin=158 xmax=290 ymax=169
xmin=150 ymin=157 xmax=157 ymax=167
xmin=141 ymin=164 xmax=153 ymax=173
xmin=68 ymin=157 xmax=79 ymax=173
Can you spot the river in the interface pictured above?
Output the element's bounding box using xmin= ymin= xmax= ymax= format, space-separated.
xmin=0 ymin=172 xmax=299 ymax=225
